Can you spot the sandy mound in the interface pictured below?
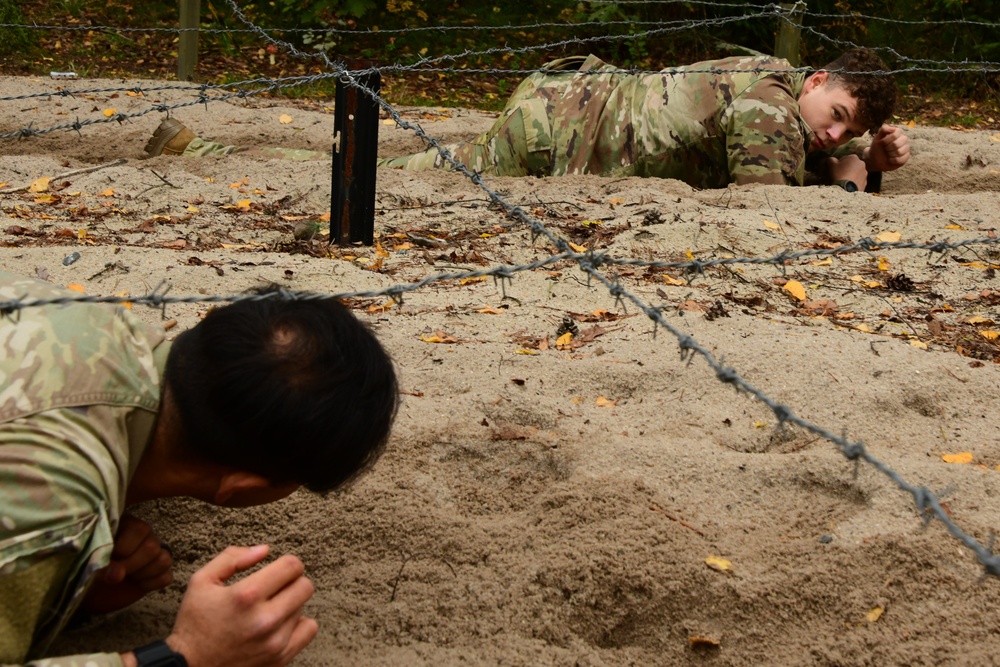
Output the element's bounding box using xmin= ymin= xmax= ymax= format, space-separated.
xmin=3 ymin=75 xmax=1000 ymax=665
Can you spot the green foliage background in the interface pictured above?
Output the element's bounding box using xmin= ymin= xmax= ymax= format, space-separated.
xmin=2 ymin=0 xmax=997 ymax=111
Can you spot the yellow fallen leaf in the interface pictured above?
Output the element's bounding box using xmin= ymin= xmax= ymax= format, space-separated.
xmin=876 ymin=230 xmax=901 ymax=243
xmin=942 ymin=452 xmax=974 ymax=464
xmin=100 ymin=188 xmax=115 ymax=197
xmin=278 ymin=114 xmax=293 ymax=124
xmin=103 ymin=108 xmax=116 ymax=117
xmin=763 ymin=219 xmax=780 ymax=230
xmin=595 ymin=396 xmax=617 ymax=407
xmin=126 ymin=90 xmax=143 ymax=97
xmin=910 ymin=340 xmax=927 ymax=350
xmin=754 ymin=420 xmax=767 ymax=429
xmin=877 ymin=256 xmax=890 ymax=271
xmin=981 ymin=330 xmax=1000 ymax=340
xmin=382 ymin=118 xmax=396 ymax=125
xmin=555 ymin=332 xmax=573 ymax=349
xmin=783 ymin=280 xmax=807 ymax=302
xmin=864 ymin=281 xmax=883 ymax=289
xmin=187 ymin=205 xmax=200 ymax=213
xmin=855 ymin=323 xmax=872 ymax=333
xmin=685 ymin=249 xmax=695 ymax=260
xmin=866 ymin=607 xmax=884 ymax=623
xmin=849 ymin=275 xmax=863 ymax=283
xmin=609 ymin=197 xmax=624 ymax=206
xmin=203 ymin=177 xmax=215 ymax=183
xmin=29 ymin=177 xmax=51 ymax=193
xmin=945 ymin=224 xmax=965 ymax=230
xmin=705 ymin=556 xmax=732 ymax=572
xmin=236 ymin=199 xmax=251 ymax=211
xmin=810 ymin=258 xmax=832 ymax=266
xmin=420 ymin=331 xmax=459 ymax=344
xmin=66 ymin=283 xmax=85 ymax=293
xmin=0 ymin=181 xmax=7 ymax=188
xmin=319 ymin=211 xmax=331 ymax=222
xmin=459 ymin=276 xmax=486 ymax=285
xmin=77 ymin=229 xmax=87 ymax=240
xmin=115 ymin=290 xmax=132 ymax=310
xmin=906 ymin=120 xmax=916 ymax=128
xmin=569 ymin=242 xmax=587 ymax=252
xmin=966 ymin=316 xmax=993 ymax=324
xmin=661 ymin=275 xmax=686 ymax=286
xmin=581 ymin=219 xmax=602 ymax=227
xmin=477 ymin=306 xmax=504 ymax=314
xmin=515 ymin=349 xmax=539 ymax=355
xmin=961 ymin=261 xmax=991 ymax=269
xmin=34 ymin=194 xmax=56 ymax=204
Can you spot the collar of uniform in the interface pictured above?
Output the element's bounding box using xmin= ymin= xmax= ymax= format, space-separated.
xmin=788 ymin=70 xmax=819 ymax=153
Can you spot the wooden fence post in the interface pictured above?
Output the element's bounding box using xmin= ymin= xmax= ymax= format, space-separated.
xmin=774 ymin=1 xmax=806 ymax=66
xmin=178 ymin=0 xmax=201 ymax=81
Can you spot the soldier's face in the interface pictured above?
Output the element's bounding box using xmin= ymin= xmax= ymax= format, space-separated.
xmin=798 ymin=72 xmax=869 ymax=151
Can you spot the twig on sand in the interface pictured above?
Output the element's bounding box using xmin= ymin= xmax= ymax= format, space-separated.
xmin=0 ymin=159 xmax=127 ymax=194
xmin=650 ymin=502 xmax=706 ymax=537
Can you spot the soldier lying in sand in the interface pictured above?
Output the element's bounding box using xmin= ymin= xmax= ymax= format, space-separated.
xmin=144 ymin=48 xmax=909 ymax=193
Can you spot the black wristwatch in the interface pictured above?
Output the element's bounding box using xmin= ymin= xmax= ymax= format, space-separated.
xmin=133 ymin=640 xmax=188 ymax=667
xmin=833 ymin=179 xmax=859 ymax=192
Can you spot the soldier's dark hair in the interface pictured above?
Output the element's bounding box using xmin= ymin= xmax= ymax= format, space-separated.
xmin=164 ymin=287 xmax=399 ymax=493
xmin=820 ymin=48 xmax=896 ymax=134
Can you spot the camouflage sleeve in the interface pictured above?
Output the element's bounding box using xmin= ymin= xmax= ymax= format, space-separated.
xmin=25 ymin=652 xmax=125 ymax=667
xmin=829 ymin=138 xmax=867 ymax=160
xmin=725 ymin=76 xmax=807 ymax=186
xmin=0 ymin=414 xmax=118 ymax=663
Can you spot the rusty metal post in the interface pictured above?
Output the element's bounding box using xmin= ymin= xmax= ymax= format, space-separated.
xmin=331 ymin=64 xmax=380 ymax=246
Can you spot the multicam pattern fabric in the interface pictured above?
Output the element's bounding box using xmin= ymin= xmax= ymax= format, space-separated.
xmin=182 ymin=138 xmax=329 ymax=161
xmin=0 ymin=272 xmax=169 ymax=666
xmin=379 ymin=54 xmax=859 ymax=187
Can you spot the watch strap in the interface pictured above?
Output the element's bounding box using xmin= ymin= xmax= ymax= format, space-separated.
xmin=133 ymin=640 xmax=189 ymax=667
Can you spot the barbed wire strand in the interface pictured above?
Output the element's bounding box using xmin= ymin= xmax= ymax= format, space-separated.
xmin=230 ymin=0 xmax=1000 ymax=579
xmin=2 ymin=0 xmax=995 ymax=581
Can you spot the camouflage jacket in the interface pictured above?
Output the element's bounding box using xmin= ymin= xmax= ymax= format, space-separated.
xmin=0 ymin=272 xmax=169 ymax=666
xmin=379 ymin=54 xmax=864 ymax=187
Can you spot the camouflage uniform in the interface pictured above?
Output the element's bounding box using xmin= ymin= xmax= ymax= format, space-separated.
xmin=0 ymin=272 xmax=169 ymax=666
xmin=182 ymin=138 xmax=329 ymax=161
xmin=379 ymin=54 xmax=859 ymax=187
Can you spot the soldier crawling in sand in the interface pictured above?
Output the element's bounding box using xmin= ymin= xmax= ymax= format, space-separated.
xmin=0 ymin=271 xmax=399 ymax=667
xmin=144 ymin=48 xmax=910 ymax=193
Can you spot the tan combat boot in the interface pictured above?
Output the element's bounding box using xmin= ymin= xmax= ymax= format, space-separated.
xmin=143 ymin=118 xmax=197 ymax=157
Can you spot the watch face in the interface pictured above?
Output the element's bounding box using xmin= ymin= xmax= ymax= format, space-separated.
xmin=844 ymin=180 xmax=859 ymax=192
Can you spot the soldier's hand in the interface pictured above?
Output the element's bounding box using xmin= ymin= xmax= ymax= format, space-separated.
xmin=865 ymin=124 xmax=910 ymax=172
xmin=165 ymin=545 xmax=318 ymax=667
xmin=81 ymin=514 xmax=173 ymax=615
xmin=826 ymin=154 xmax=868 ymax=191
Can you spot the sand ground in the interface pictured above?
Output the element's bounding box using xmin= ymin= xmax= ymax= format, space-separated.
xmin=3 ymin=74 xmax=1000 ymax=665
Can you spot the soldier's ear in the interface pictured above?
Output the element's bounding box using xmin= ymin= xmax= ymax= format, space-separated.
xmin=805 ymin=71 xmax=829 ymax=92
